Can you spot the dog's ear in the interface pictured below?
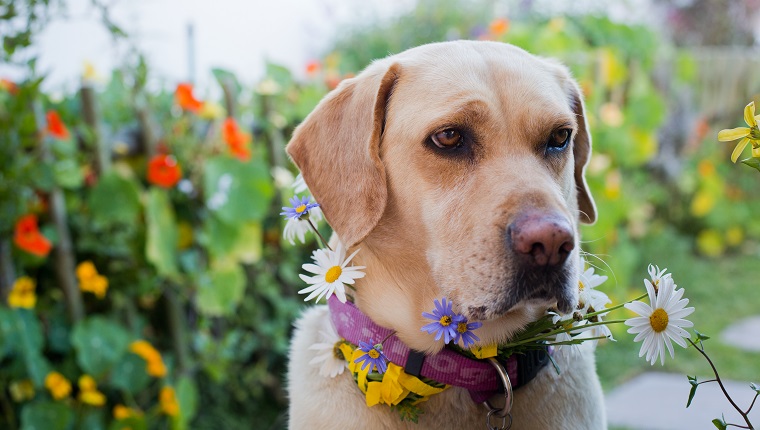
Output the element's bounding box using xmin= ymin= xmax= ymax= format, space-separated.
xmin=568 ymin=83 xmax=597 ymax=224
xmin=286 ymin=61 xmax=400 ymax=248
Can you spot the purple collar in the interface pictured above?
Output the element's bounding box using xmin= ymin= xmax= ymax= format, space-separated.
xmin=328 ymin=296 xmax=550 ymax=403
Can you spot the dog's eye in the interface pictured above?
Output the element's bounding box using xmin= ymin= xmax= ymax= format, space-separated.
xmin=547 ymin=128 xmax=572 ymax=151
xmin=431 ymin=129 xmax=463 ymax=149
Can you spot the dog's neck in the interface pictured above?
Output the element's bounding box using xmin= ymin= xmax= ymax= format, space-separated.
xmin=343 ymin=235 xmax=546 ymax=355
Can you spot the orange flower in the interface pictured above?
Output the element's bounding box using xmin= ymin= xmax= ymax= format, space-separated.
xmin=305 ymin=60 xmax=321 ymax=76
xmin=46 ymin=111 xmax=70 ymax=140
xmin=147 ymin=154 xmax=182 ymax=188
xmin=159 ymin=386 xmax=180 ymax=416
xmin=13 ymin=214 xmax=52 ymax=257
xmin=175 ymin=83 xmax=203 ymax=113
xmin=222 ymin=118 xmax=252 ymax=161
xmin=489 ymin=18 xmax=510 ymax=37
xmin=0 ymin=78 xmax=19 ymax=95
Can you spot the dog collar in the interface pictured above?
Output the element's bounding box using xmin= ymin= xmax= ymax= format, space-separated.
xmin=328 ymin=296 xmax=551 ymax=403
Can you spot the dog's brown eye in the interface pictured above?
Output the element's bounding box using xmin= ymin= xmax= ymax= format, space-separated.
xmin=431 ymin=129 xmax=462 ymax=149
xmin=548 ymin=128 xmax=571 ymax=149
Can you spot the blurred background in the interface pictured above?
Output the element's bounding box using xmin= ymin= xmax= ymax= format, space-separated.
xmin=1 ymin=0 xmax=759 ymax=429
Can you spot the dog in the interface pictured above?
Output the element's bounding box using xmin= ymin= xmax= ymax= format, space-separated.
xmin=286 ymin=40 xmax=606 ymax=429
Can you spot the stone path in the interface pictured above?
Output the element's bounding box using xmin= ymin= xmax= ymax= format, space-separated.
xmin=605 ymin=316 xmax=760 ymax=430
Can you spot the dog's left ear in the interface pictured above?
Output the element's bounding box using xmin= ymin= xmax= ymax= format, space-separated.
xmin=568 ymin=82 xmax=597 ymax=224
xmin=286 ymin=61 xmax=401 ymax=248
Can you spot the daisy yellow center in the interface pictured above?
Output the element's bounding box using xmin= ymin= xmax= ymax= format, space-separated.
xmin=368 ymin=349 xmax=380 ymax=359
xmin=457 ymin=322 xmax=468 ymax=333
xmin=439 ymin=315 xmax=452 ymax=326
xmin=578 ymin=280 xmax=586 ymax=292
xmin=295 ymin=204 xmax=307 ymax=214
xmin=649 ymin=308 xmax=669 ymax=333
xmin=325 ymin=266 xmax=342 ymax=283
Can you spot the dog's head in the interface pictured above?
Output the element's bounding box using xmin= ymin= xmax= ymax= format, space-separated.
xmin=287 ymin=41 xmax=596 ymax=350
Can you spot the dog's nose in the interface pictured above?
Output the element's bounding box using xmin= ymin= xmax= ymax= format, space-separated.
xmin=508 ymin=212 xmax=574 ymax=267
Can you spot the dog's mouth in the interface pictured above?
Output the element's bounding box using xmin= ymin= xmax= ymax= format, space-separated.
xmin=467 ymin=265 xmax=576 ymax=320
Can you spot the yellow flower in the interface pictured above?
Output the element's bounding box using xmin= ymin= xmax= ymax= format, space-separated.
xmin=78 ymin=375 xmax=106 ymax=406
xmin=159 ymin=386 xmax=180 ymax=416
xmin=87 ymin=275 xmax=109 ymax=298
xmin=717 ymin=101 xmax=760 ymax=162
xmin=45 ymin=371 xmax=72 ymax=400
xmin=8 ymin=276 xmax=36 ymax=309
xmin=198 ymin=101 xmax=225 ymax=120
xmin=9 ymin=380 xmax=35 ymax=402
xmin=129 ymin=340 xmax=167 ymax=377
xmin=113 ymin=404 xmax=142 ymax=420
xmin=76 ymin=261 xmax=98 ymax=281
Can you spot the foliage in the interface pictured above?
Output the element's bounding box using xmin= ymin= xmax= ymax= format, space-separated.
xmin=2 ymin=0 xmax=760 ymax=428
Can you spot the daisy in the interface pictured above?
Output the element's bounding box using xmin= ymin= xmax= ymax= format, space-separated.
xmin=307 ymin=319 xmax=347 ymax=378
xmin=647 ymin=264 xmax=672 ymax=293
xmin=283 ymin=206 xmax=323 ymax=245
xmin=354 ymin=340 xmax=389 ymax=374
xmin=298 ymin=243 xmax=365 ymax=303
xmin=548 ymin=312 xmax=582 ymax=357
xmin=281 ymin=195 xmax=320 ymax=220
xmin=454 ymin=317 xmax=482 ymax=348
xmin=421 ymin=298 xmax=465 ymax=344
xmin=293 ymin=173 xmax=309 ymax=194
xmin=578 ymin=260 xmax=610 ymax=313
xmin=625 ymin=275 xmax=695 ymax=365
xmin=717 ymin=101 xmax=760 ymax=162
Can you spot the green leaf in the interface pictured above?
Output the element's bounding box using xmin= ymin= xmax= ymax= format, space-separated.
xmin=71 ymin=316 xmax=130 ymax=376
xmin=203 ymin=156 xmax=274 ymax=224
xmin=109 ymin=353 xmax=151 ymax=395
xmin=740 ymin=157 xmax=760 ymax=172
xmin=172 ymin=376 xmax=199 ymax=430
xmin=196 ymin=262 xmax=246 ymax=316
xmin=52 ymin=159 xmax=83 ymax=189
xmin=21 ymin=401 xmax=74 ymax=430
xmin=211 ymin=68 xmax=242 ymax=99
xmin=694 ymin=330 xmax=710 ymax=342
xmin=712 ymin=415 xmax=727 ymax=430
xmin=686 ymin=375 xmax=698 ymax=408
xmin=204 ymin=217 xmax=262 ymax=263
xmin=79 ymin=409 xmax=106 ymax=430
xmin=145 ymin=188 xmax=179 ymax=276
xmin=88 ymin=171 xmax=141 ymax=225
xmin=751 ymin=382 xmax=759 ymax=393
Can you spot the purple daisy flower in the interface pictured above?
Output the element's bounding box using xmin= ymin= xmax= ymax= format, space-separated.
xmin=353 ymin=340 xmax=388 ymax=374
xmin=421 ymin=298 xmax=465 ymax=344
xmin=280 ymin=195 xmax=320 ymax=220
xmin=455 ymin=318 xmax=483 ymax=348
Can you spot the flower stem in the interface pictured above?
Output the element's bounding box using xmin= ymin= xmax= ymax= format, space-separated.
xmin=307 ymin=219 xmax=332 ymax=251
xmin=687 ymin=338 xmax=755 ymax=429
xmin=502 ymin=319 xmax=627 ymax=348
xmin=584 ymin=292 xmax=648 ymax=319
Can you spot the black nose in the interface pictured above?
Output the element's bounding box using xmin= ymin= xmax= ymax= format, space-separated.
xmin=508 ymin=211 xmax=574 ymax=267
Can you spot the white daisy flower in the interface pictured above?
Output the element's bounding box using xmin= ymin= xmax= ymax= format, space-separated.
xmin=647 ymin=264 xmax=672 ymax=293
xmin=283 ymin=206 xmax=323 ymax=245
xmin=293 ymin=173 xmax=309 ymax=194
xmin=624 ymin=274 xmax=695 ymax=365
xmin=578 ymin=260 xmax=610 ymax=313
xmin=548 ymin=312 xmax=583 ymax=357
xmin=298 ymin=243 xmax=365 ymax=303
xmin=307 ymin=318 xmax=347 ymax=378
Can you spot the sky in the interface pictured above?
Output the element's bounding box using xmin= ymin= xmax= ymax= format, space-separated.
xmin=0 ymin=0 xmax=413 ymax=91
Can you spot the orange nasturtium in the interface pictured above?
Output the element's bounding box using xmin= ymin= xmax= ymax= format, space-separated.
xmin=222 ymin=117 xmax=252 ymax=161
xmin=146 ymin=154 xmax=182 ymax=188
xmin=13 ymin=214 xmax=52 ymax=257
xmin=160 ymin=386 xmax=180 ymax=416
xmin=175 ymin=83 xmax=203 ymax=113
xmin=46 ymin=111 xmax=70 ymax=140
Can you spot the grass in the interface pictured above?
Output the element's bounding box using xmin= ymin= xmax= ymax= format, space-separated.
xmin=596 ymin=252 xmax=760 ymax=393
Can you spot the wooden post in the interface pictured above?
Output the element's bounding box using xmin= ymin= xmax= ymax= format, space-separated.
xmin=80 ymin=84 xmax=110 ymax=174
xmin=0 ymin=239 xmax=15 ymax=301
xmin=33 ymin=102 xmax=84 ymax=323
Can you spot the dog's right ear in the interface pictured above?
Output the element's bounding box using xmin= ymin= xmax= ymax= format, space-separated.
xmin=286 ymin=61 xmax=400 ymax=248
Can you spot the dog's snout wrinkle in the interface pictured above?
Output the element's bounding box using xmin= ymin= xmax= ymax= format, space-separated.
xmin=508 ymin=212 xmax=574 ymax=267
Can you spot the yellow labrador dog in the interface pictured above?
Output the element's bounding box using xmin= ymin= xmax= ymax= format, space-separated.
xmin=286 ymin=40 xmax=605 ymax=429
